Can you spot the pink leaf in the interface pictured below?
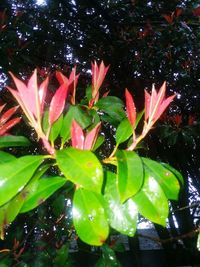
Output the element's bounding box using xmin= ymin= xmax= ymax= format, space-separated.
xmin=91 ymin=61 xmax=109 ymax=100
xmin=0 ymin=106 xmax=19 ymax=125
xmin=154 ymin=94 xmax=176 ymax=122
xmin=49 ymin=83 xmax=69 ymax=125
xmin=84 ymin=122 xmax=101 ymax=150
xmin=0 ymin=117 xmax=21 ymax=136
xmin=0 ymin=103 xmax=6 ymax=113
xmin=9 ymin=72 xmax=36 ymax=117
xmin=144 ymin=90 xmax=151 ymax=121
xmin=38 ymin=76 xmax=49 ymax=115
xmin=71 ymin=120 xmax=84 ymax=149
xmin=125 ymin=89 xmax=136 ymax=128
xmin=156 ymin=81 xmax=166 ymax=107
xmin=56 ymin=71 xmax=69 ymax=85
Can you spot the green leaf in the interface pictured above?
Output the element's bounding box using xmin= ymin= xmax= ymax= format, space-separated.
xmin=56 ymin=148 xmax=103 ymax=193
xmin=85 ymin=85 xmax=92 ymax=101
xmin=197 ymin=232 xmax=200 ymax=251
xmin=20 ymin=176 xmax=66 ymax=213
xmin=53 ymin=244 xmax=73 ymax=267
xmin=142 ymin=158 xmax=180 ymax=200
xmin=0 ymin=192 xmax=25 ymax=239
xmin=161 ymin=163 xmax=184 ymax=186
xmin=135 ymin=110 xmax=144 ymax=129
xmin=104 ymin=171 xmax=138 ymax=236
xmin=95 ymin=244 xmax=121 ymax=267
xmin=49 ymin=114 xmax=63 ymax=143
xmin=0 ymin=135 xmax=31 ymax=148
xmin=96 ymin=96 xmax=126 ymax=123
xmin=0 ymin=155 xmax=44 ymax=206
xmin=42 ymin=110 xmax=49 ymax=134
xmin=92 ymin=135 xmax=105 ymax=151
xmin=116 ymin=118 xmax=132 ymax=145
xmin=116 ymin=150 xmax=143 ymax=202
xmin=60 ymin=105 xmax=91 ymax=144
xmin=132 ymin=170 xmax=169 ymax=226
xmin=0 ymin=151 xmax=16 ymax=163
xmin=73 ymin=188 xmax=109 ymax=246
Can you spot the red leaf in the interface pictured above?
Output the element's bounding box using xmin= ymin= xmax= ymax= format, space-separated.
xmin=0 ymin=106 xmax=19 ymax=125
xmin=175 ymin=7 xmax=183 ymax=17
xmin=71 ymin=120 xmax=84 ymax=149
xmin=144 ymin=90 xmax=151 ymax=121
xmin=84 ymin=122 xmax=101 ymax=150
xmin=49 ymin=83 xmax=69 ymax=125
xmin=163 ymin=14 xmax=173 ymax=24
xmin=154 ymin=94 xmax=176 ymax=122
xmin=193 ymin=7 xmax=200 ymax=16
xmin=125 ymin=89 xmax=136 ymax=128
xmin=56 ymin=71 xmax=69 ymax=85
xmin=0 ymin=117 xmax=21 ymax=136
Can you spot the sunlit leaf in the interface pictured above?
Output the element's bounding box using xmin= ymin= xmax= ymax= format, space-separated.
xmin=132 ymin=170 xmax=169 ymax=226
xmin=0 ymin=151 xmax=15 ymax=163
xmin=161 ymin=163 xmax=184 ymax=186
xmin=104 ymin=171 xmax=138 ymax=236
xmin=71 ymin=120 xmax=84 ymax=149
xmin=49 ymin=83 xmax=69 ymax=125
xmin=73 ymin=188 xmax=109 ymax=246
xmin=56 ymin=148 xmax=103 ymax=193
xmin=116 ymin=150 xmax=143 ymax=202
xmin=0 ymin=155 xmax=44 ymax=206
xmin=142 ymin=158 xmax=180 ymax=200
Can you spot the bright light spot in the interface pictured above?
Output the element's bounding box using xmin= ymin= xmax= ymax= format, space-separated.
xmin=35 ymin=0 xmax=47 ymax=6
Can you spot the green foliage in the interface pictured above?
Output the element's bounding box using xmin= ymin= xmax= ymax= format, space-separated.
xmin=0 ymin=135 xmax=31 ymax=148
xmin=116 ymin=150 xmax=143 ymax=202
xmin=56 ymin=147 xmax=103 ymax=193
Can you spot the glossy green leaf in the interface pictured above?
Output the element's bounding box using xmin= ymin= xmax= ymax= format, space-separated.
xmin=0 ymin=192 xmax=25 ymax=239
xmin=0 ymin=135 xmax=31 ymax=148
xmin=60 ymin=105 xmax=91 ymax=144
xmin=116 ymin=118 xmax=132 ymax=145
xmin=161 ymin=163 xmax=184 ymax=186
xmin=73 ymin=188 xmax=109 ymax=246
xmin=20 ymin=176 xmax=66 ymax=213
xmin=104 ymin=171 xmax=138 ymax=236
xmin=132 ymin=170 xmax=169 ymax=226
xmin=0 ymin=151 xmax=15 ymax=163
xmin=116 ymin=150 xmax=143 ymax=202
xmin=56 ymin=147 xmax=103 ymax=193
xmin=96 ymin=96 xmax=126 ymax=123
xmin=142 ymin=158 xmax=180 ymax=200
xmin=92 ymin=135 xmax=105 ymax=151
xmin=0 ymin=155 xmax=44 ymax=206
xmin=197 ymin=232 xmax=200 ymax=251
xmin=49 ymin=114 xmax=63 ymax=143
xmin=95 ymin=244 xmax=121 ymax=267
